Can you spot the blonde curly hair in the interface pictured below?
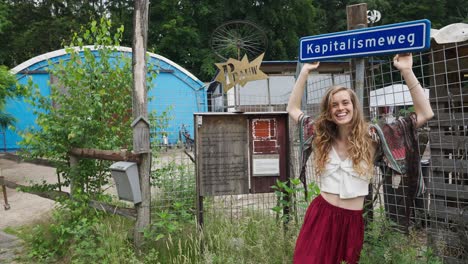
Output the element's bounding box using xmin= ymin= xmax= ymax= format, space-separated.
xmin=313 ymin=86 xmax=373 ymax=178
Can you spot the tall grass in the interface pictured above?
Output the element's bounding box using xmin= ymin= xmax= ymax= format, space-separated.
xmin=13 ymin=205 xmax=442 ymax=263
xmin=141 ymin=211 xmax=297 ymax=264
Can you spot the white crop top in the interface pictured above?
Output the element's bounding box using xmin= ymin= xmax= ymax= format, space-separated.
xmin=318 ymin=147 xmax=370 ymax=199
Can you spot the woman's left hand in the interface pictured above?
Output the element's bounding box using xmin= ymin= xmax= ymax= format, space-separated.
xmin=393 ymin=53 xmax=413 ymax=72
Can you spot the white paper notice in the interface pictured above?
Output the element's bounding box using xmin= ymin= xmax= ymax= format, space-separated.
xmin=252 ymin=157 xmax=279 ymax=176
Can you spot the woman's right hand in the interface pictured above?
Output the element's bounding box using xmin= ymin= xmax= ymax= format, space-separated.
xmin=301 ymin=62 xmax=320 ymax=74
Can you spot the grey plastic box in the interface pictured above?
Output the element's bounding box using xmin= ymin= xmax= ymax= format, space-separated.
xmin=110 ymin=162 xmax=142 ymax=204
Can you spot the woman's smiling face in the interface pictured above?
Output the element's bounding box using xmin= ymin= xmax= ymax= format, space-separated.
xmin=330 ymin=90 xmax=354 ymax=126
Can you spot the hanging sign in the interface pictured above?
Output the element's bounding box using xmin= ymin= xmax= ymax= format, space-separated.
xmin=215 ymin=53 xmax=268 ymax=92
xmin=299 ymin=19 xmax=431 ymax=61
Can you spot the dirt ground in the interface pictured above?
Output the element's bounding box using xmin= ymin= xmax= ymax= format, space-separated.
xmin=0 ymin=149 xmax=193 ymax=230
xmin=0 ymin=155 xmax=57 ymax=230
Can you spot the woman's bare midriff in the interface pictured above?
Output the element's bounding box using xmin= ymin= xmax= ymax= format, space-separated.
xmin=321 ymin=191 xmax=365 ymax=210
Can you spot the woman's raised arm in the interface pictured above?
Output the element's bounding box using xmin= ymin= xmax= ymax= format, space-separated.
xmin=393 ymin=53 xmax=434 ymax=128
xmin=287 ymin=62 xmax=320 ymax=123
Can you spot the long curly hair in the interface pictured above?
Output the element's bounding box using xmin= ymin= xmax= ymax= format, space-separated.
xmin=313 ymin=86 xmax=373 ymax=178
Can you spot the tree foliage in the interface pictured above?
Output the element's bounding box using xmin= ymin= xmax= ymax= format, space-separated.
xmin=0 ymin=0 xmax=105 ymax=66
xmin=19 ymin=18 xmax=133 ymax=195
xmin=1 ymin=0 xmax=467 ymax=81
xmin=0 ymin=65 xmax=17 ymax=130
xmin=0 ymin=65 xmax=16 ymax=106
xmin=137 ymin=0 xmax=319 ymax=80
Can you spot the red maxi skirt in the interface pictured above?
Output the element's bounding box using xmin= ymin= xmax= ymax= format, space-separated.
xmin=293 ymin=195 xmax=364 ymax=264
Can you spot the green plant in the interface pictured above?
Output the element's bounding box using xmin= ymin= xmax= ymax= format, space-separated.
xmin=147 ymin=159 xmax=196 ymax=244
xmin=271 ymin=178 xmax=320 ymax=224
xmin=360 ymin=207 xmax=442 ymax=264
xmin=15 ymin=202 xmax=139 ymax=263
xmin=398 ymin=106 xmax=415 ymax=117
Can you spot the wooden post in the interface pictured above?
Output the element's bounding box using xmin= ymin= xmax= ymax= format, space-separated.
xmin=346 ymin=3 xmax=367 ymax=105
xmin=132 ymin=0 xmax=151 ymax=250
xmin=347 ymin=3 xmax=373 ymax=223
xmin=1 ymin=169 xmax=11 ymax=210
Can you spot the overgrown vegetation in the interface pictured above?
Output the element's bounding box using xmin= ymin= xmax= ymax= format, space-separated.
xmin=8 ymin=151 xmax=441 ymax=263
xmin=11 ymin=18 xmax=153 ymax=262
xmin=13 ymin=189 xmax=442 ymax=263
xmin=2 ymin=1 xmax=467 ymax=80
xmin=360 ymin=208 xmax=442 ymax=264
xmin=18 ymin=18 xmax=135 ymax=198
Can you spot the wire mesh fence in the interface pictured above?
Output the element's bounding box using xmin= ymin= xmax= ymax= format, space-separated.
xmin=149 ymin=41 xmax=467 ymax=263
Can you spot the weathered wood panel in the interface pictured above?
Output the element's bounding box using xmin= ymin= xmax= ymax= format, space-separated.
xmin=196 ymin=115 xmax=249 ymax=196
xmin=429 ymin=134 xmax=467 ymax=150
xmin=427 ymin=182 xmax=468 ymax=199
xmin=431 ymin=158 xmax=468 ymax=173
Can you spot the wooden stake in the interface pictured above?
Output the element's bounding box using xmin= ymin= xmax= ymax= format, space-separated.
xmin=347 ymin=3 xmax=373 ymax=221
xmin=346 ymin=3 xmax=368 ymax=108
xmin=132 ymin=0 xmax=151 ymax=250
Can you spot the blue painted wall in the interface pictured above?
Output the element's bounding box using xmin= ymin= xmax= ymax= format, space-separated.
xmin=4 ymin=47 xmax=206 ymax=151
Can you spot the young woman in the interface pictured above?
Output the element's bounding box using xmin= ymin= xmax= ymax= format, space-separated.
xmin=287 ymin=53 xmax=434 ymax=264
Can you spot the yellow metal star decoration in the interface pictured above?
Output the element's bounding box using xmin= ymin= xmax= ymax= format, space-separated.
xmin=215 ymin=53 xmax=268 ymax=92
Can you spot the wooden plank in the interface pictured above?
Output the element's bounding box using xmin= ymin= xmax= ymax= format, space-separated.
xmin=2 ymin=179 xmax=136 ymax=219
xmin=429 ymin=134 xmax=467 ymax=150
xmin=428 ymin=203 xmax=464 ymax=219
xmin=431 ymin=157 xmax=468 ymax=173
xmin=427 ymin=182 xmax=468 ymax=199
xmin=429 ymin=95 xmax=468 ymax=103
xmin=69 ymin=148 xmax=140 ymax=163
xmin=429 ymin=84 xmax=468 ymax=97
xmin=427 ymin=112 xmax=468 ymax=127
xmin=430 ymin=171 xmax=447 ymax=183
xmin=1 ymin=152 xmax=58 ymax=168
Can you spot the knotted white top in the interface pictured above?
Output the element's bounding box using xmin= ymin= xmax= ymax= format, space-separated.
xmin=319 ymin=147 xmax=370 ymax=199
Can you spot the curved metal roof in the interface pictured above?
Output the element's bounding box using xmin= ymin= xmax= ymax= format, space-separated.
xmin=10 ymin=46 xmax=203 ymax=85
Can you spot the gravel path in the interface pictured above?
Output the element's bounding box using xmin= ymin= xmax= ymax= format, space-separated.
xmin=0 ymin=231 xmax=23 ymax=264
xmin=0 ymin=154 xmax=58 ymax=263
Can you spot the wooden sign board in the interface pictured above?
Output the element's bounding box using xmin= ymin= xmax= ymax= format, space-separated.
xmin=196 ymin=114 xmax=249 ymax=196
xmin=195 ymin=112 xmax=289 ymax=196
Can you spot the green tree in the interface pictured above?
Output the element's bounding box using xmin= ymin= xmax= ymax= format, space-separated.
xmin=0 ymin=0 xmax=103 ymax=66
xmin=19 ymin=18 xmax=133 ymax=196
xmin=140 ymin=0 xmax=320 ymax=80
xmin=2 ymin=0 xmax=468 ymax=82
xmin=0 ymin=65 xmax=17 ymax=130
xmin=0 ymin=1 xmax=11 ymax=34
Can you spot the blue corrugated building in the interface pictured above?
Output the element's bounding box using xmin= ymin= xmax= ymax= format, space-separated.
xmin=4 ymin=46 xmax=206 ymax=151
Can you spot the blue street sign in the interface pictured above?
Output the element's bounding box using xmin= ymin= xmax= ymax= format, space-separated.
xmin=299 ymin=19 xmax=431 ymax=61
